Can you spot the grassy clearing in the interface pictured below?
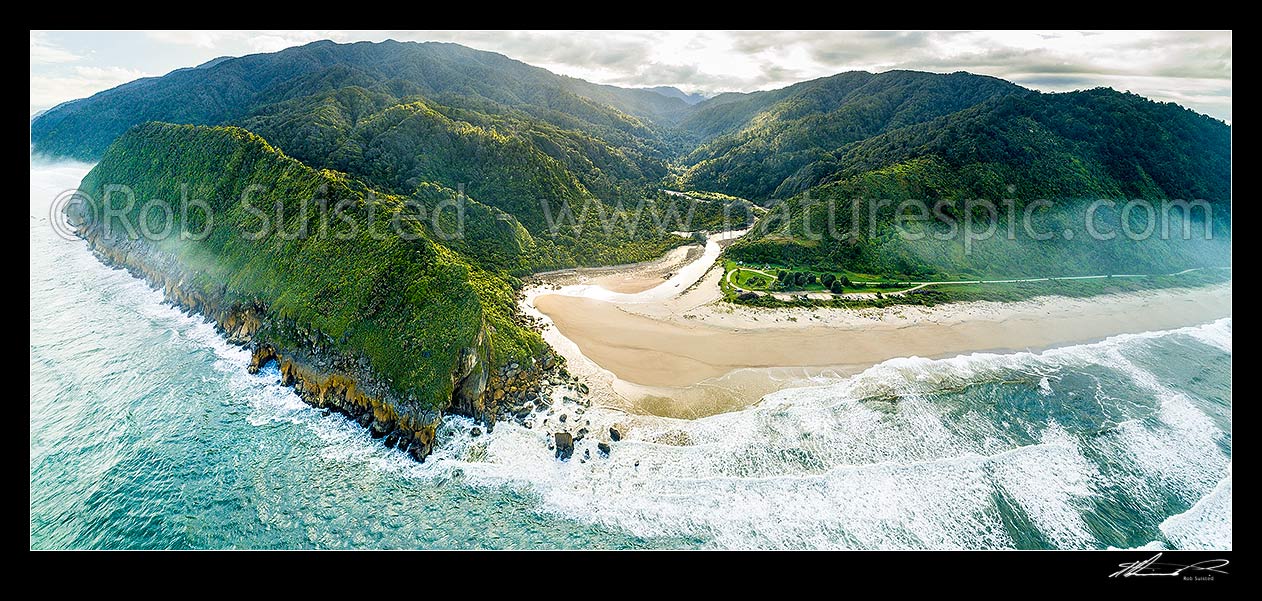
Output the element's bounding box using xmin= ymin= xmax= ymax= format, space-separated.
xmin=729 ymin=268 xmax=1230 ymax=310
xmin=723 ymin=260 xmax=918 ymax=295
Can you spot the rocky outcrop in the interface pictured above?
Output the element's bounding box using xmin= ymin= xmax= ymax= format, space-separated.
xmin=256 ymin=346 xmax=443 ymax=462
xmin=449 ymin=343 xmax=492 ymax=426
xmin=484 ymin=352 xmax=562 ymax=422
xmin=223 ymin=305 xmax=264 ymax=345
xmin=554 ymin=432 xmax=574 ymax=461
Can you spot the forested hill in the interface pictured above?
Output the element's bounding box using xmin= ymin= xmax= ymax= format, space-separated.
xmin=34 ymin=40 xmax=715 ymax=274
xmin=30 ymin=39 xmax=690 ymax=162
xmin=674 ymin=70 xmax=1025 ymax=199
xmin=829 ymin=87 xmax=1231 ymax=204
xmin=73 ymin=123 xmax=545 ymax=413
xmin=725 ymin=87 xmax=1232 ymax=278
xmin=32 ymin=39 xmax=1231 ymax=281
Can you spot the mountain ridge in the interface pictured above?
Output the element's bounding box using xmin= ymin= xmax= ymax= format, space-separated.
xmin=32 ymin=39 xmax=1231 ymax=284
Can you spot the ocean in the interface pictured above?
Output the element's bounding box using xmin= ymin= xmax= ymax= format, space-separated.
xmin=30 ymin=162 xmax=1232 ymax=550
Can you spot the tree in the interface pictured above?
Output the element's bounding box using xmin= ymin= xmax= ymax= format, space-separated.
xmin=830 ymin=280 xmax=843 ymax=294
xmin=807 ymin=273 xmax=817 ymax=285
xmin=840 ymin=275 xmax=853 ymax=287
xmin=794 ymin=272 xmax=807 ymax=286
xmin=821 ymin=273 xmax=836 ymax=287
xmin=777 ymin=269 xmax=787 ymax=281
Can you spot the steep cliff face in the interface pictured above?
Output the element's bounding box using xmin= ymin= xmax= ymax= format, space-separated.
xmin=77 ymin=227 xmax=454 ymax=458
xmin=69 ymin=122 xmax=557 ymax=461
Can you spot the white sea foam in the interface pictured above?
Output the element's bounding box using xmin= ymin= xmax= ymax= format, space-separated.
xmin=1111 ymin=395 xmax=1230 ymax=506
xmin=1160 ymin=467 xmax=1232 ymax=550
xmin=987 ymin=423 xmax=1099 ymax=549
xmin=419 ymin=319 xmax=1232 ymax=549
xmin=1180 ymin=317 xmax=1232 ymax=353
xmin=1095 ymin=335 xmax=1230 ymax=506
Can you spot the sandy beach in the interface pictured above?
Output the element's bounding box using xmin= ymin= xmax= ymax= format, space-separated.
xmin=522 ymin=234 xmax=1232 ymax=419
xmin=535 ymin=284 xmax=1232 ymax=380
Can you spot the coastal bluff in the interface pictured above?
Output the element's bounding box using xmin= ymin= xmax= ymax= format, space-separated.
xmin=66 ymin=122 xmax=558 ymax=461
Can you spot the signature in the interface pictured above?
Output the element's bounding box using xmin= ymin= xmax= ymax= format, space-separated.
xmin=1110 ymin=553 xmax=1230 ymax=578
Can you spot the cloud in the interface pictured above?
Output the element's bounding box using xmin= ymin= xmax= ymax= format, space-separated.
xmin=30 ymin=32 xmax=80 ymax=64
xmin=30 ymin=66 xmax=150 ymax=114
xmin=143 ymin=30 xmax=345 ymax=54
xmin=143 ymin=30 xmax=229 ymax=49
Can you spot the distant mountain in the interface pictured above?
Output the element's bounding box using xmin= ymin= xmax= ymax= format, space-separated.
xmin=194 ymin=56 xmax=234 ymax=69
xmin=30 ymin=39 xmax=689 ymax=162
xmin=676 ymin=71 xmax=1024 ymax=200
xmin=31 ymin=39 xmax=1231 ymax=281
xmin=31 ymin=40 xmax=698 ymax=274
xmin=642 ymin=86 xmax=708 ymax=105
xmin=725 ymin=87 xmax=1231 ymax=278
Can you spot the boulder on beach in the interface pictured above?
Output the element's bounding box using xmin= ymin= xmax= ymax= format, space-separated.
xmin=554 ymin=432 xmax=574 ymax=460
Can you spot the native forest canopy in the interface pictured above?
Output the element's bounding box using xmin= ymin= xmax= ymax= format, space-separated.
xmin=32 ymin=39 xmax=1232 ymax=412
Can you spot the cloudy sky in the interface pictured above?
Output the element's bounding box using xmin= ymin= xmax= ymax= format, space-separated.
xmin=31 ymin=30 xmax=1232 ymax=122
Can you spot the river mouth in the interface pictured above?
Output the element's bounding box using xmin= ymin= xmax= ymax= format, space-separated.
xmin=529 ymin=244 xmax=706 ymax=294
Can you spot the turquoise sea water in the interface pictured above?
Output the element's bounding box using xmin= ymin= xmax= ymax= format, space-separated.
xmin=30 ymin=162 xmax=1231 ymax=550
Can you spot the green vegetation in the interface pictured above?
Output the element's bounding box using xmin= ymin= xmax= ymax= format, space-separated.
xmin=731 ymin=266 xmax=776 ymax=290
xmin=731 ymin=269 xmax=1230 ymax=310
xmin=237 ymin=89 xmax=691 ymax=275
xmin=677 ymin=71 xmax=1023 ymax=200
xmin=31 ymin=39 xmax=691 ymax=162
xmin=33 ymin=41 xmax=1231 ymax=284
xmin=75 ymin=123 xmax=546 ymax=409
xmin=32 ymin=40 xmax=1232 ymax=336
xmin=728 ymin=261 xmax=909 ymax=295
xmin=724 ymin=88 xmax=1231 ymax=279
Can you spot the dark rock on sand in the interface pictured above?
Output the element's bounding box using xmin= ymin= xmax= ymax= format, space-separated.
xmin=554 ymin=432 xmax=574 ymax=460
